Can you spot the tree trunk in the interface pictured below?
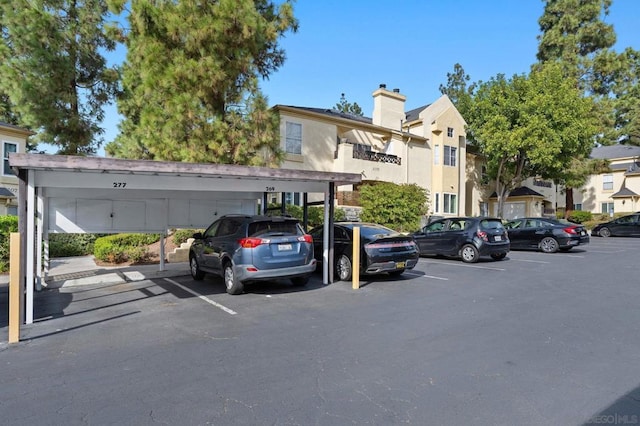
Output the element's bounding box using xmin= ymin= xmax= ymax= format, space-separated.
xmin=565 ymin=187 xmax=574 ymax=219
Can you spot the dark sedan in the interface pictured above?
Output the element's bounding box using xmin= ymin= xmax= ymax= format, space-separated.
xmin=412 ymin=217 xmax=509 ymax=263
xmin=591 ymin=212 xmax=640 ymax=237
xmin=308 ymin=222 xmax=419 ymax=281
xmin=505 ymin=217 xmax=589 ymax=252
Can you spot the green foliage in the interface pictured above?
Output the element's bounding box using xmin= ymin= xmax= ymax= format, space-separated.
xmin=468 ymin=63 xmax=597 ymax=218
xmin=93 ymin=233 xmax=160 ymax=264
xmin=439 ymin=63 xmax=477 ymax=131
xmin=48 ymin=233 xmax=103 ymax=258
xmin=268 ymin=204 xmax=345 ymax=229
xmin=0 ymin=0 xmax=121 ymax=154
xmin=359 ymin=182 xmax=428 ymax=232
xmin=567 ymin=210 xmax=593 ymax=224
xmin=108 ymin=0 xmax=297 ymax=165
xmin=334 ymin=93 xmax=363 ymax=116
xmin=0 ymin=215 xmax=18 ymax=273
xmin=172 ymin=229 xmax=203 ymax=245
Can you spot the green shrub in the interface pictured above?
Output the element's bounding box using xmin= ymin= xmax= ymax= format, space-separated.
xmin=93 ymin=233 xmax=160 ymax=264
xmin=567 ymin=210 xmax=592 ymax=224
xmin=172 ymin=228 xmax=202 ymax=245
xmin=268 ymin=204 xmax=346 ymax=229
xmin=0 ymin=215 xmax=19 ymax=273
xmin=48 ymin=233 xmax=103 ymax=257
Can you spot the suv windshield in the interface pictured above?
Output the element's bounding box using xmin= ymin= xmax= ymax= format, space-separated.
xmin=248 ymin=220 xmax=301 ymax=237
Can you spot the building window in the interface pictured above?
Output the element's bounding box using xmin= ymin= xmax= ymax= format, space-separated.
xmin=601 ymin=202 xmax=614 ymax=214
xmin=434 ymin=144 xmax=439 ymax=165
xmin=447 ymin=127 xmax=454 ymax=138
xmin=285 ymin=122 xmax=302 ymax=155
xmin=480 ymin=202 xmax=489 ymax=216
xmin=284 ymin=192 xmax=301 ymax=206
xmin=481 ymin=165 xmax=489 ymax=185
xmin=3 ymin=142 xmax=17 ymax=176
xmin=603 ymin=174 xmax=613 ymax=191
xmin=443 ymin=193 xmax=457 ymax=214
xmin=573 ymin=203 xmax=582 ymax=211
xmin=444 ymin=145 xmax=457 ymax=167
xmin=434 ymin=193 xmax=440 ymax=213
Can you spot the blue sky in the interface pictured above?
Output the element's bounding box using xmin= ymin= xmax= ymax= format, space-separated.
xmin=93 ymin=0 xmax=640 ymax=156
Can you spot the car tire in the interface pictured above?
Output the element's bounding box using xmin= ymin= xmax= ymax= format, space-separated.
xmin=291 ymin=275 xmax=309 ymax=286
xmin=223 ymin=261 xmax=244 ymax=295
xmin=189 ymin=255 xmax=205 ymax=281
xmin=599 ymin=227 xmax=611 ymax=237
xmin=460 ymin=244 xmax=479 ymax=263
xmin=336 ymin=254 xmax=352 ymax=281
xmin=540 ymin=237 xmax=559 ymax=253
xmin=490 ymin=253 xmax=507 ymax=260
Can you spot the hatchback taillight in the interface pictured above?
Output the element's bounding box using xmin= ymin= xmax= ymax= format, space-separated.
xmin=298 ymin=234 xmax=313 ymax=243
xmin=477 ymin=230 xmax=488 ymax=241
xmin=239 ymin=237 xmax=269 ymax=248
xmin=563 ymin=226 xmax=578 ymax=235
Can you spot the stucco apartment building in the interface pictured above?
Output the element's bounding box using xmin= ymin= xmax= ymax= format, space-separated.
xmin=1 ymin=122 xmax=32 ymax=216
xmin=575 ymin=144 xmax=640 ymax=215
xmin=275 ymin=84 xmax=467 ymax=219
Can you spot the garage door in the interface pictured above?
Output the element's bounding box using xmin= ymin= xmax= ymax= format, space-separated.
xmin=495 ymin=202 xmax=526 ymax=220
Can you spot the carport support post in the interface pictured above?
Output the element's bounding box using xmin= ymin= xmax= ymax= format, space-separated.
xmin=25 ymin=169 xmax=35 ymax=324
xmin=352 ymin=226 xmax=360 ymax=289
xmin=9 ymin=233 xmax=21 ymax=343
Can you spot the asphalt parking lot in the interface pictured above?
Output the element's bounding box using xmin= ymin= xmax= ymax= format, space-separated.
xmin=1 ymin=236 xmax=640 ymax=425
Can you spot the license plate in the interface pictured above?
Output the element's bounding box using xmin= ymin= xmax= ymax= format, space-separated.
xmin=494 ymin=235 xmax=502 ymax=241
xmin=581 ymin=231 xmax=586 ymax=236
xmin=396 ymin=261 xmax=405 ymax=269
xmin=278 ymin=243 xmax=292 ymax=251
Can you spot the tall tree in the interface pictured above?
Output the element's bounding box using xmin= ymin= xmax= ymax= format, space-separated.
xmin=536 ymin=0 xmax=621 ymax=213
xmin=334 ymin=93 xmax=363 ymax=116
xmin=468 ymin=64 xmax=597 ymax=218
xmin=438 ymin=63 xmax=477 ymax=122
xmin=612 ymin=48 xmax=640 ymax=146
xmin=107 ymin=0 xmax=297 ymax=165
xmin=0 ymin=0 xmax=121 ymax=155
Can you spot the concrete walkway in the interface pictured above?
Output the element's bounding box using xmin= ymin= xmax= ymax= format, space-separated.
xmin=0 ymin=256 xmax=190 ymax=289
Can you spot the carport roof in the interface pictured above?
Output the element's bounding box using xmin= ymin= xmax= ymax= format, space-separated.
xmin=8 ymin=153 xmax=362 ymax=187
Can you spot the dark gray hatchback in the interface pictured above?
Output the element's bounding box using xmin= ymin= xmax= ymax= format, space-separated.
xmin=189 ymin=215 xmax=316 ymax=294
xmin=412 ymin=217 xmax=510 ymax=263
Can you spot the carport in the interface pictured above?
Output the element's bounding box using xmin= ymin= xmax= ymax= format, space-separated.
xmin=8 ymin=153 xmax=361 ymax=325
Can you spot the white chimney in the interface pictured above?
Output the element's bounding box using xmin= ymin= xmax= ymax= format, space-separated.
xmin=372 ymin=84 xmax=406 ymax=129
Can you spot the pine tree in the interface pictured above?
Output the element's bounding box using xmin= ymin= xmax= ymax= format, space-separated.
xmin=107 ymin=0 xmax=297 ymax=165
xmin=0 ymin=0 xmax=121 ymax=154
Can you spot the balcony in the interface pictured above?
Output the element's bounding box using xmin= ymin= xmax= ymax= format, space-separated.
xmin=351 ymin=143 xmax=401 ymax=165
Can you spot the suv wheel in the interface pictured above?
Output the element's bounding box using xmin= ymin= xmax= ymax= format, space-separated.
xmin=336 ymin=254 xmax=352 ymax=281
xmin=190 ymin=255 xmax=205 ymax=280
xmin=599 ymin=227 xmax=611 ymax=237
xmin=460 ymin=244 xmax=479 ymax=263
xmin=539 ymin=237 xmax=559 ymax=253
xmin=224 ymin=262 xmax=244 ymax=295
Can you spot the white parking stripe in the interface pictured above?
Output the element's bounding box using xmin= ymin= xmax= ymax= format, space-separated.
xmin=404 ymin=271 xmax=449 ymax=280
xmin=164 ymin=278 xmax=237 ymax=315
xmin=421 ymin=261 xmax=506 ymax=271
xmin=509 ymin=258 xmax=550 ymax=264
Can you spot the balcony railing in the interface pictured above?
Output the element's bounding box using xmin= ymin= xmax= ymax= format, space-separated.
xmin=352 ymin=146 xmax=401 ymax=165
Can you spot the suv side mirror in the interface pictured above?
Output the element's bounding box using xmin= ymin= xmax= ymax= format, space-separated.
xmin=192 ymin=232 xmax=203 ymax=239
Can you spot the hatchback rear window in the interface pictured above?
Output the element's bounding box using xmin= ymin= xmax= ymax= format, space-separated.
xmin=479 ymin=219 xmax=505 ymax=231
xmin=248 ymin=220 xmax=302 ymax=237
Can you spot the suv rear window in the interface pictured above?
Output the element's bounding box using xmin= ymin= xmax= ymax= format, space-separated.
xmin=248 ymin=220 xmax=302 ymax=237
xmin=479 ymin=219 xmax=505 ymax=231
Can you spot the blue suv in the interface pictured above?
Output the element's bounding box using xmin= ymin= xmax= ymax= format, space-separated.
xmin=189 ymin=215 xmax=316 ymax=294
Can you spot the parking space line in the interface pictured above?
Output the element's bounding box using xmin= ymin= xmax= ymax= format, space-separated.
xmin=587 ymin=249 xmax=626 ymax=254
xmin=164 ymin=278 xmax=237 ymax=315
xmin=509 ymin=258 xmax=550 ymax=264
xmin=404 ymin=271 xmax=449 ymax=281
xmin=421 ymin=261 xmax=505 ymax=271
